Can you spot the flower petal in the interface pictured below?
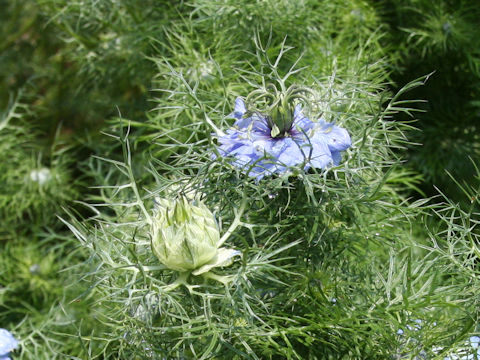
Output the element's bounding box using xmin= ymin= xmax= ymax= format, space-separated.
xmin=331 ymin=151 xmax=342 ymax=166
xmin=217 ymin=139 xmax=246 ymax=156
xmin=470 ymin=336 xmax=480 ymax=349
xmin=0 ymin=329 xmax=18 ymax=355
xmin=276 ymin=138 xmax=308 ymax=167
xmin=316 ymin=120 xmax=351 ymax=152
xmin=228 ymin=98 xmax=256 ymax=130
xmin=233 ymin=112 xmax=268 ymax=132
xmin=293 ymin=105 xmax=314 ymax=132
xmin=230 ymin=97 xmax=246 ymax=119
xmin=251 ymin=135 xmax=283 ymax=156
xmin=309 ymin=133 xmax=333 ymax=169
xmin=250 ymin=116 xmax=270 ymax=134
xmin=192 ymin=248 xmax=241 ymax=275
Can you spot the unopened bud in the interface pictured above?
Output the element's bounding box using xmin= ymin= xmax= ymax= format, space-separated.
xmin=151 ymin=197 xmax=240 ymax=275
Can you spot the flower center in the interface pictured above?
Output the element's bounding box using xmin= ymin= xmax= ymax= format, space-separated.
xmin=244 ymin=83 xmax=314 ymax=139
xmin=267 ymin=103 xmax=295 ymax=138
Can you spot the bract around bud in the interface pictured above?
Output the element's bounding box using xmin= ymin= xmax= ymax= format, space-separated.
xmin=150 ymin=197 xmax=240 ymax=276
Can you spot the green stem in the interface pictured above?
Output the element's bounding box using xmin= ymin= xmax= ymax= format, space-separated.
xmin=163 ymin=272 xmax=190 ymax=292
xmin=121 ymin=125 xmax=152 ymax=224
xmin=218 ymin=195 xmax=247 ymax=247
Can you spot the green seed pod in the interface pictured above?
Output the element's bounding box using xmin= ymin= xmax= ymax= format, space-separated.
xmin=151 ymin=197 xmax=239 ymax=274
xmin=268 ymin=100 xmax=295 ymax=138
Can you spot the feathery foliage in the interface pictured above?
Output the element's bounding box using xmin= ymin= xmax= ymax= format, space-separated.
xmin=1 ymin=0 xmax=479 ymax=359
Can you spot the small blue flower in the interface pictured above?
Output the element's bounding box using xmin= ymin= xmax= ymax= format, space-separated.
xmin=215 ymin=98 xmax=351 ymax=180
xmin=0 ymin=329 xmax=18 ymax=360
xmin=471 ymin=336 xmax=480 ymax=349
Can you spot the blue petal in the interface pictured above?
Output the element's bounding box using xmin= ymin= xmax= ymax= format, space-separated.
xmin=0 ymin=329 xmax=18 ymax=355
xmin=217 ymin=142 xmax=244 ymax=156
xmin=227 ymin=98 xmax=270 ymax=134
xmin=233 ymin=116 xmax=253 ymax=130
xmin=242 ymin=156 xmax=277 ymax=181
xmin=229 ymin=137 xmax=280 ymax=180
xmin=228 ymin=98 xmax=255 ymax=130
xmin=251 ymin=135 xmax=283 ymax=156
xmin=230 ymin=152 xmax=259 ymax=171
xmin=316 ymin=120 xmax=351 ymax=152
xmin=229 ymin=98 xmax=246 ymax=119
xmin=470 ymin=336 xmax=480 ymax=349
xmin=293 ymin=105 xmax=314 ymax=132
xmin=331 ymin=151 xmax=342 ymax=166
xmin=217 ymin=129 xmax=248 ymax=145
xmin=229 ymin=143 xmax=258 ymax=157
xmin=216 ymin=131 xmax=251 ymax=155
xmin=276 ymin=138 xmax=308 ymax=167
xmin=250 ymin=116 xmax=270 ymax=134
xmin=308 ymin=134 xmax=333 ymax=169
xmin=233 ymin=112 xmax=268 ymax=132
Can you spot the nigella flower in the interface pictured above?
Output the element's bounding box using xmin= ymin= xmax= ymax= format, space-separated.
xmin=0 ymin=329 xmax=18 ymax=360
xmin=215 ymin=97 xmax=351 ymax=180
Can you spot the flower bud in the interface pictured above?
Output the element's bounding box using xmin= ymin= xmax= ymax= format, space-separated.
xmin=151 ymin=197 xmax=239 ymax=274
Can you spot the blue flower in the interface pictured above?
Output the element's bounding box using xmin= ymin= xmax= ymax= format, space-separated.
xmin=0 ymin=329 xmax=18 ymax=360
xmin=215 ymin=98 xmax=351 ymax=180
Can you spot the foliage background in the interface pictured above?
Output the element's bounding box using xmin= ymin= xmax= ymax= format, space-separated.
xmin=1 ymin=0 xmax=479 ymax=359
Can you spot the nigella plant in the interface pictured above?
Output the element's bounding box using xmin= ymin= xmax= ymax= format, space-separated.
xmin=215 ymin=84 xmax=351 ymax=180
